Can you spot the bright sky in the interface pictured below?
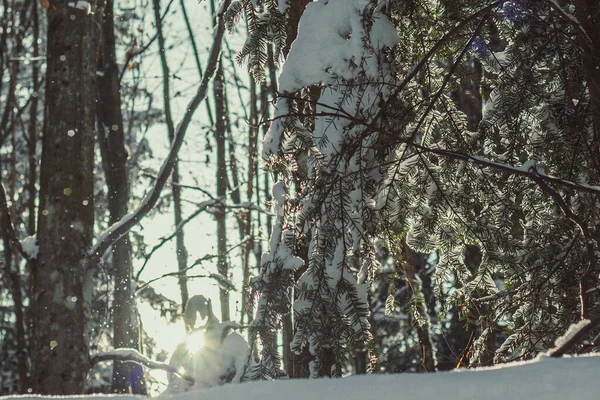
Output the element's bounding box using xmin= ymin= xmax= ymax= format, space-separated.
xmin=121 ymin=0 xmax=260 ymax=361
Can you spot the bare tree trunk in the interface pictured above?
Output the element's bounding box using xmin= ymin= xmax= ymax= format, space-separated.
xmin=179 ymin=0 xmax=214 ymax=127
xmin=152 ymin=0 xmax=190 ymax=311
xmin=215 ymin=61 xmax=229 ymax=321
xmin=32 ymin=0 xmax=100 ymax=393
xmin=1 ymin=191 xmax=28 ymax=392
xmin=401 ymin=245 xmax=437 ymax=373
xmin=574 ymin=1 xmax=600 ymax=319
xmin=21 ymin=1 xmax=41 ymax=390
xmin=209 ymin=0 xmax=229 ymax=322
xmin=27 ymin=0 xmax=40 ymax=236
xmin=224 ymin=83 xmax=247 ymax=323
xmin=575 ymin=0 xmax=600 ymax=137
xmin=240 ymin=77 xmax=258 ymax=325
xmin=96 ymin=0 xmax=146 ymax=393
xmin=279 ymin=0 xmax=312 ymax=376
xmin=264 ymin=45 xmax=278 ymax=236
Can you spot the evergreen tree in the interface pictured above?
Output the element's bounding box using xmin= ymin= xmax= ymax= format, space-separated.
xmin=234 ymin=0 xmax=600 ymax=376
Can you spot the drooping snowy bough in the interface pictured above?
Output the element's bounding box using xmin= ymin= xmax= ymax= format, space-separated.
xmin=249 ymin=0 xmax=401 ymax=378
xmin=238 ymin=0 xmax=600 ymax=377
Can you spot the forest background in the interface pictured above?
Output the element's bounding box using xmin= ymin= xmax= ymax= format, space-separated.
xmin=0 ymin=0 xmax=599 ymax=396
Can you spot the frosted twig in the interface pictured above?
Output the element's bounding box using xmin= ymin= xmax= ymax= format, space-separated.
xmin=134 ymin=197 xmax=222 ymax=281
xmin=135 ymin=238 xmax=248 ymax=293
xmin=90 ymin=348 xmax=194 ymax=384
xmin=548 ymin=316 xmax=600 ymax=357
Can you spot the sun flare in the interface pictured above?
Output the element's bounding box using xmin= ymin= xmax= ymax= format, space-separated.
xmin=185 ymin=330 xmax=206 ymax=354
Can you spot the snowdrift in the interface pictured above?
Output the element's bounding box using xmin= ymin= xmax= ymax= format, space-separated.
xmin=3 ymin=354 xmax=599 ymax=400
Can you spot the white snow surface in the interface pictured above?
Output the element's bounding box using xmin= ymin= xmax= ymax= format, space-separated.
xmin=3 ymin=355 xmax=600 ymax=400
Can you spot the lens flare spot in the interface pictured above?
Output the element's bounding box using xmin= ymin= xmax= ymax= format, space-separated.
xmin=185 ymin=330 xmax=205 ymax=354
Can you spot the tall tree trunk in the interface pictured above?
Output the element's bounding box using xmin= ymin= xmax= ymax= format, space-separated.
xmin=152 ymin=0 xmax=190 ymax=311
xmin=179 ymin=0 xmax=214 ymax=127
xmin=215 ymin=60 xmax=229 ymax=321
xmin=210 ymin=0 xmax=229 ymax=322
xmin=575 ymin=0 xmax=600 ymax=137
xmin=27 ymin=0 xmax=40 ymax=236
xmin=280 ymin=0 xmax=312 ymax=376
xmin=224 ymin=83 xmax=247 ymax=323
xmin=1 ymin=188 xmax=28 ymax=392
xmin=240 ymin=77 xmax=257 ymax=325
xmin=97 ymin=0 xmax=146 ymax=394
xmin=574 ymin=1 xmax=600 ymax=319
xmin=32 ymin=0 xmax=100 ymax=393
xmin=401 ymin=245 xmax=437 ymax=373
xmin=22 ymin=1 xmax=41 ymax=390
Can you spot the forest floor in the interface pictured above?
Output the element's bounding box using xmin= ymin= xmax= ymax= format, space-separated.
xmin=2 ymin=353 xmax=599 ymax=399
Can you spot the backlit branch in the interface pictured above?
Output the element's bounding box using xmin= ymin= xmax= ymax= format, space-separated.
xmin=90 ymin=0 xmax=233 ymax=260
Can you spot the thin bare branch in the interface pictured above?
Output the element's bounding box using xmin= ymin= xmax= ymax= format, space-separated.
xmin=90 ymin=348 xmax=194 ymax=384
xmin=90 ymin=0 xmax=233 ymax=260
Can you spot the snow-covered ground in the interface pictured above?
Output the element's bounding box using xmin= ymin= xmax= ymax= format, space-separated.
xmin=3 ymin=354 xmax=599 ymax=400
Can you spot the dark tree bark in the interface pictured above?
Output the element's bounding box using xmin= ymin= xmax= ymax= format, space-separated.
xmin=574 ymin=1 xmax=600 ymax=320
xmin=27 ymin=0 xmax=40 ymax=236
xmin=32 ymin=0 xmax=100 ymax=394
xmin=215 ymin=60 xmax=230 ymax=321
xmin=400 ymin=246 xmax=437 ymax=373
xmin=279 ymin=0 xmax=313 ymax=376
xmin=575 ymin=0 xmax=600 ymax=137
xmin=0 ymin=186 xmax=29 ymax=392
xmin=284 ymin=0 xmax=312 ymax=56
xmin=209 ymin=0 xmax=229 ymax=322
xmin=96 ymin=0 xmax=146 ymax=393
xmin=179 ymin=0 xmax=214 ymax=126
xmin=240 ymin=77 xmax=258 ymax=325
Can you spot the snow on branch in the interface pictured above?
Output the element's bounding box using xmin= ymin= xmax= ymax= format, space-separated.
xmin=67 ymin=1 xmax=91 ymax=14
xmin=547 ymin=316 xmax=600 ymax=358
xmin=20 ymin=235 xmax=39 ymax=259
xmin=90 ymin=0 xmax=233 ymax=260
xmin=90 ymin=348 xmax=195 ymax=384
